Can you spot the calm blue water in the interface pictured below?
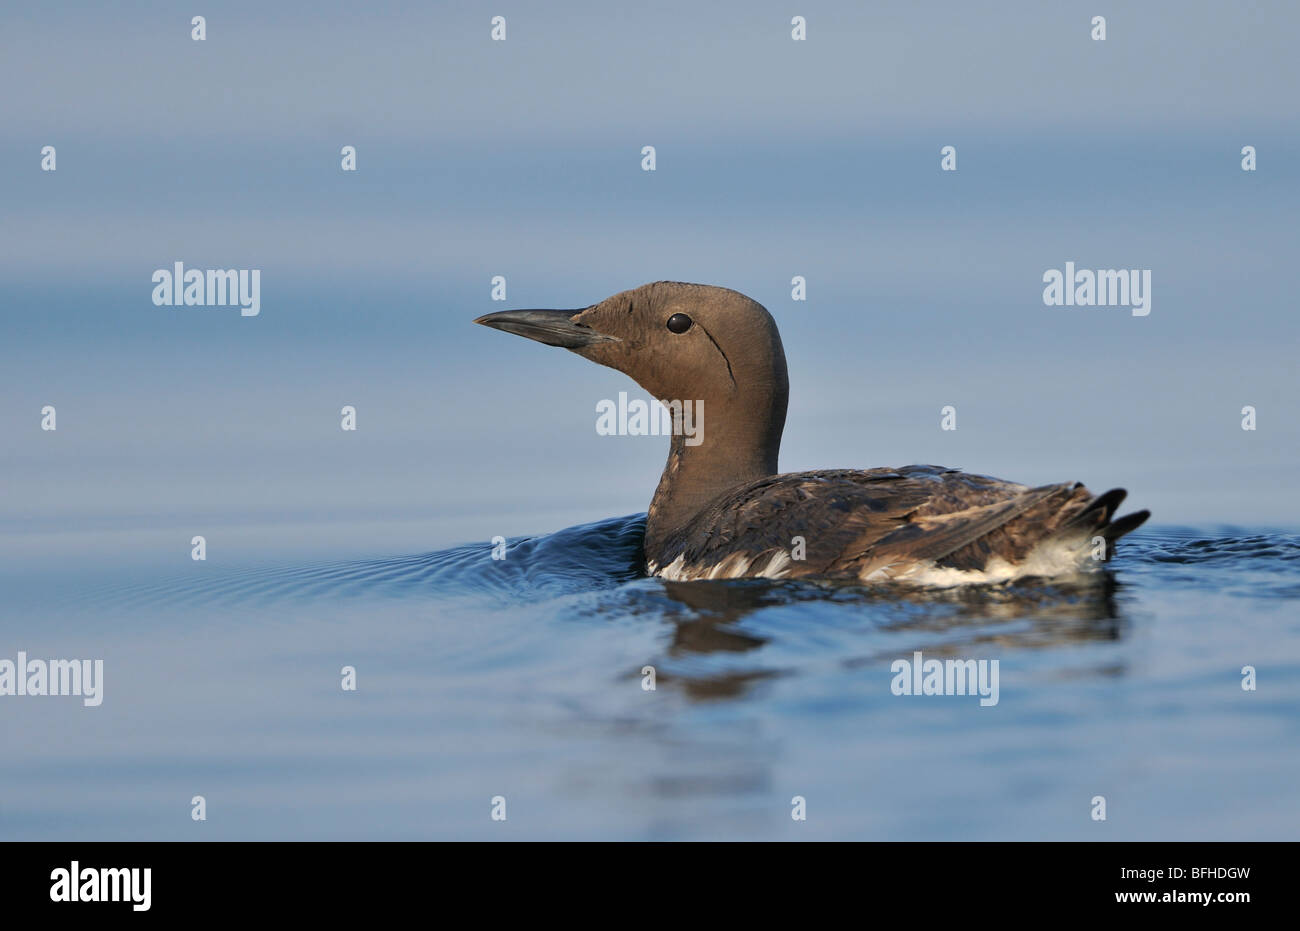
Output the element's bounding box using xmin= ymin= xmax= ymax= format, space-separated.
xmin=3 ymin=0 xmax=1298 ymax=843
xmin=2 ymin=519 xmax=1296 ymax=840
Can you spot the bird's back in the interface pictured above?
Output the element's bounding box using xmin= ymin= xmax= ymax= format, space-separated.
xmin=645 ymin=464 xmax=1149 ymax=585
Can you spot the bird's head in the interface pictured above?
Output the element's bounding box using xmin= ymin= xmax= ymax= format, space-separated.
xmin=474 ymin=281 xmax=788 ymax=410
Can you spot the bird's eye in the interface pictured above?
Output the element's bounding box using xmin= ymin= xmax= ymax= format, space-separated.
xmin=666 ymin=313 xmax=693 ymax=334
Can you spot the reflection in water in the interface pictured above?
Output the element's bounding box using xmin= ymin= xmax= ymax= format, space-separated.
xmin=631 ymin=571 xmax=1127 ymax=699
xmin=658 ymin=584 xmax=776 ymax=698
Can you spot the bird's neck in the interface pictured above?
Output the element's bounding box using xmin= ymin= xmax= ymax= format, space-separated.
xmin=644 ymin=401 xmax=783 ymax=558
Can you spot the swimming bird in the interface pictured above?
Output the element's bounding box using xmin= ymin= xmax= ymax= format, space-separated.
xmin=475 ymin=282 xmax=1149 ymax=585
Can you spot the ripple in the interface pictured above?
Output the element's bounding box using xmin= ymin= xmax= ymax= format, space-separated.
xmin=1125 ymin=527 xmax=1300 ymax=566
xmin=77 ymin=521 xmax=1300 ymax=619
xmin=84 ymin=514 xmax=647 ymax=611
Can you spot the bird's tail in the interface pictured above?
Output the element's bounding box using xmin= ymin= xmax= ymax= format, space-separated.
xmin=1059 ymin=488 xmax=1150 ymax=560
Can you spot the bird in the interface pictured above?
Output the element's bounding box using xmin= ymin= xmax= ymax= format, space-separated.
xmin=475 ymin=281 xmax=1149 ymax=585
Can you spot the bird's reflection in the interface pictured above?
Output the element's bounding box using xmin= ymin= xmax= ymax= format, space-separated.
xmin=614 ymin=571 xmax=1131 ymax=701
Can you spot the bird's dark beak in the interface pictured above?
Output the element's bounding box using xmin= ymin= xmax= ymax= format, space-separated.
xmin=473 ymin=308 xmax=618 ymax=349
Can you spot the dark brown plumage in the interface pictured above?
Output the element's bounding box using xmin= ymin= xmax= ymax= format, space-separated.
xmin=475 ymin=282 xmax=1149 ymax=584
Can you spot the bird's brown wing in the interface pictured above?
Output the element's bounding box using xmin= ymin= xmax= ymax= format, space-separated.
xmin=650 ymin=465 xmax=1147 ymax=580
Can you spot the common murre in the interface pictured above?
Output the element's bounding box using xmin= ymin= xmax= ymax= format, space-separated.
xmin=475 ymin=281 xmax=1149 ymax=585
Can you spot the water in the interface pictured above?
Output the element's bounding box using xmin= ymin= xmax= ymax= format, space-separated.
xmin=4 ymin=0 xmax=1299 ymax=845
xmin=2 ymin=519 xmax=1297 ymax=840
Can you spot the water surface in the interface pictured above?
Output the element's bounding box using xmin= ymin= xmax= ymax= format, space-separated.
xmin=2 ymin=520 xmax=1296 ymax=840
